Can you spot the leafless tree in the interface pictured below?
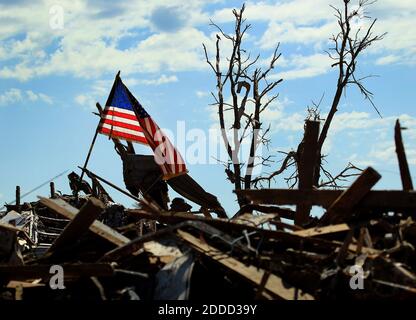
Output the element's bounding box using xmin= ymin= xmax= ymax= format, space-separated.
xmin=248 ymin=0 xmax=384 ymax=190
xmin=204 ymin=1 xmax=384 ymax=209
xmin=315 ymin=0 xmax=386 ymax=185
xmin=203 ymin=4 xmax=282 ymax=207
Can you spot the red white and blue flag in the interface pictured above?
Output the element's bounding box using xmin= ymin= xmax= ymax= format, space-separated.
xmin=98 ymin=73 xmax=187 ymax=180
xmin=98 ymin=75 xmax=148 ymax=145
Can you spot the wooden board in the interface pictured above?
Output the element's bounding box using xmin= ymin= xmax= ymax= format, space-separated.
xmin=319 ymin=167 xmax=381 ymax=225
xmin=293 ymin=223 xmax=349 ymax=237
xmin=47 ymin=197 xmax=106 ymax=255
xmin=0 ymin=221 xmax=23 ymax=233
xmin=39 ymin=197 xmax=129 ymax=246
xmin=177 ymin=229 xmax=314 ymax=300
xmin=126 ymin=209 xmax=372 ymax=255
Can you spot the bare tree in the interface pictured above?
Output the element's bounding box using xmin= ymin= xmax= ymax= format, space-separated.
xmin=249 ymin=0 xmax=384 ymax=190
xmin=203 ymin=4 xmax=282 ymax=207
xmin=314 ymin=0 xmax=386 ymax=185
xmin=204 ymin=0 xmax=384 ymax=211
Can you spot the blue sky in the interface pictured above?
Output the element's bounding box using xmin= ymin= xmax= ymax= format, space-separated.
xmin=0 ymin=0 xmax=415 ymax=215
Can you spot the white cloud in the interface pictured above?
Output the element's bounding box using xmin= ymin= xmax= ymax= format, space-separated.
xmin=26 ymin=90 xmax=53 ymax=104
xmin=375 ymin=55 xmax=401 ymax=65
xmin=134 ymin=74 xmax=178 ymax=86
xmin=75 ymin=94 xmax=94 ymax=108
xmin=0 ymin=88 xmax=52 ymax=106
xmin=0 ymin=88 xmax=23 ymax=105
xmin=0 ymin=0 xmax=414 ymax=83
xmin=196 ymin=90 xmax=209 ymax=98
xmin=0 ymin=1 xmax=212 ymax=81
xmin=214 ymin=0 xmax=416 ymax=67
xmin=213 ymin=0 xmax=331 ymax=25
xmin=259 ymin=21 xmax=335 ymax=49
xmin=271 ymin=53 xmax=333 ymax=80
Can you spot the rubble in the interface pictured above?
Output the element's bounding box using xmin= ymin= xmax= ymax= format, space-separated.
xmin=1 ymin=119 xmax=416 ymax=301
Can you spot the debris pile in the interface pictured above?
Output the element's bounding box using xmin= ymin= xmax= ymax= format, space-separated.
xmin=1 ymin=120 xmax=416 ymax=300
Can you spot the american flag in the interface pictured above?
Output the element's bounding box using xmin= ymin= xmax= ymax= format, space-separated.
xmin=99 ymin=73 xmax=187 ymax=180
xmin=98 ymin=75 xmax=148 ymax=145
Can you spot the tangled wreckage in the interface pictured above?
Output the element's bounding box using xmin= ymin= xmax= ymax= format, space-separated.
xmin=1 ymin=116 xmax=416 ymax=301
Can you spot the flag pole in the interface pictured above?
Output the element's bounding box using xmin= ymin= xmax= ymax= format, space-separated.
xmin=78 ymin=71 xmax=121 ymax=187
xmin=78 ymin=102 xmax=103 ymax=184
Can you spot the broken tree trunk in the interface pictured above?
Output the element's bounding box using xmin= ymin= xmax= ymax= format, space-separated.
xmin=395 ymin=119 xmax=413 ymax=191
xmin=295 ymin=120 xmax=320 ymax=226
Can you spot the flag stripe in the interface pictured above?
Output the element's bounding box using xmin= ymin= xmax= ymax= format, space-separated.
xmin=98 ymin=100 xmax=148 ymax=144
xmin=107 ymin=106 xmax=136 ymax=117
xmin=99 ymin=127 xmax=148 ymax=144
xmin=99 ymin=123 xmax=146 ymax=138
xmin=101 ymin=119 xmax=143 ymax=132
xmin=101 ymin=114 xmax=142 ymax=127
xmin=103 ymin=110 xmax=138 ymax=121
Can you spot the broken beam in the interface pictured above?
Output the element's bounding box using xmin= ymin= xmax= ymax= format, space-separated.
xmin=319 ymin=167 xmax=381 ymax=225
xmin=39 ymin=197 xmax=129 ymax=246
xmin=293 ymin=223 xmax=350 ymax=237
xmin=395 ymin=119 xmax=413 ymax=191
xmin=47 ymin=197 xmax=106 ymax=255
xmin=177 ymin=229 xmax=314 ymax=300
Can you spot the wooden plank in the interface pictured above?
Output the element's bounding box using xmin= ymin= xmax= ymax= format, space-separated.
xmin=319 ymin=167 xmax=381 ymax=225
xmin=7 ymin=281 xmax=45 ymax=289
xmin=232 ymin=204 xmax=294 ymax=220
xmin=177 ymin=229 xmax=314 ymax=300
xmin=235 ymin=189 xmax=416 ymax=211
xmin=0 ymin=221 xmax=24 ymax=233
xmin=295 ymin=120 xmax=320 ymax=225
xmin=39 ymin=197 xmax=129 ymax=246
xmin=269 ymin=220 xmax=303 ymax=231
xmin=395 ymin=119 xmax=413 ymax=191
xmin=47 ymin=197 xmax=106 ymax=255
xmin=233 ymin=213 xmax=279 ymax=227
xmin=293 ymin=223 xmax=349 ymax=237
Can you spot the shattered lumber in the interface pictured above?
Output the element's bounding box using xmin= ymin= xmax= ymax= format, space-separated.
xmin=38 ymin=197 xmax=129 ymax=246
xmin=293 ymin=223 xmax=349 ymax=237
xmin=2 ymin=116 xmax=416 ymax=300
xmin=177 ymin=229 xmax=314 ymax=300
xmin=319 ymin=167 xmax=381 ymax=225
xmin=47 ymin=197 xmax=106 ymax=255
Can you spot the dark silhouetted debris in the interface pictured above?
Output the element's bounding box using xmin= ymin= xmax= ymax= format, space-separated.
xmin=1 ymin=118 xmax=415 ymax=300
